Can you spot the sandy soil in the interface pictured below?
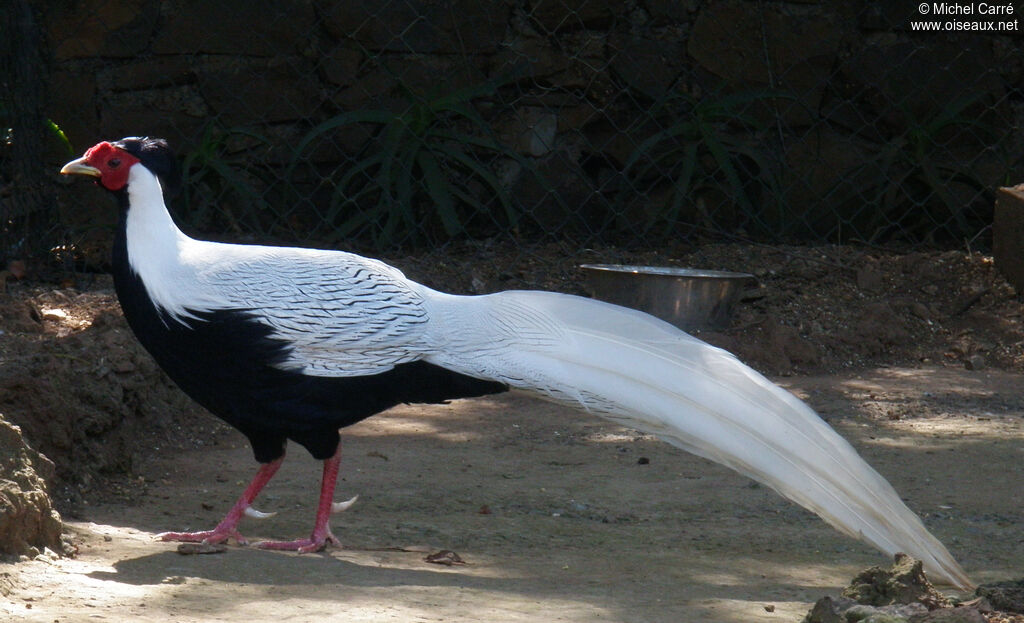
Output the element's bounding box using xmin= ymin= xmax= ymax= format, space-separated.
xmin=2 ymin=366 xmax=1022 ymax=622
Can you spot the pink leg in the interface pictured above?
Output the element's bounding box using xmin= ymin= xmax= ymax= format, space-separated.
xmin=256 ymin=444 xmax=343 ymax=553
xmin=158 ymin=456 xmax=284 ymax=546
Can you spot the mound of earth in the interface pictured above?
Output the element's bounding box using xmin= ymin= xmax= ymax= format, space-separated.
xmin=805 ymin=554 xmax=1024 ymax=623
xmin=0 ymin=282 xmax=215 ymax=513
xmin=0 ymin=414 xmax=64 ymax=558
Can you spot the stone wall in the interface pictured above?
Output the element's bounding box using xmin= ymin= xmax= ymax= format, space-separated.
xmin=33 ymin=0 xmax=1024 ymax=247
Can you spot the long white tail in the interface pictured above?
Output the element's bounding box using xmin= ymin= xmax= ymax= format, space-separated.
xmin=422 ymin=288 xmax=972 ymax=589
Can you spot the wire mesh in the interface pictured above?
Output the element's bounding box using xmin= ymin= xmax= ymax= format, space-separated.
xmin=2 ymin=0 xmax=1023 ymax=265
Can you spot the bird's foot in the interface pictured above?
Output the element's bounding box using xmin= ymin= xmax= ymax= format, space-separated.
xmin=157 ymin=527 xmax=247 ymax=546
xmin=156 ymin=503 xmax=278 ymax=546
xmin=254 ymin=530 xmax=341 ymax=553
xmin=252 ymin=494 xmax=355 ymax=553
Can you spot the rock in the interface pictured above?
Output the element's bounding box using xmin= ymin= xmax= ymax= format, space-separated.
xmin=825 ymin=39 xmax=1002 ymax=139
xmin=379 ymin=55 xmax=486 ymax=98
xmin=780 ymin=127 xmax=881 ymax=238
xmin=688 ymin=2 xmax=843 ymax=125
xmin=44 ymin=0 xmax=158 ymax=60
xmin=846 ymin=604 xmax=886 ymax=621
xmin=0 ymin=415 xmax=64 ymax=558
xmin=553 ymin=31 xmax=614 ymax=99
xmin=910 ymin=607 xmax=986 ymax=623
xmin=879 ymin=604 xmax=929 ymax=621
xmin=964 ymin=355 xmax=986 ymax=371
xmin=509 ymin=147 xmax=595 ymax=233
xmin=46 ymin=71 xmax=99 ymax=151
xmin=98 ymin=57 xmax=194 ymax=94
xmin=976 ymin=578 xmax=1024 ymax=614
xmin=100 ymin=86 xmax=208 ymax=146
xmin=859 ymin=3 xmax=927 ymax=30
xmin=861 ymin=614 xmax=909 ymax=623
xmin=152 ymin=0 xmax=316 ymax=56
xmin=803 ymin=556 xmax=968 ymax=623
xmin=326 ymin=67 xmax=404 ymax=118
xmin=529 ymin=0 xmax=618 ymax=32
xmin=501 ymin=108 xmax=559 ymax=157
xmin=320 ymin=1 xmax=433 ymax=52
xmin=197 ymin=58 xmax=321 ymax=124
xmin=608 ymin=30 xmax=686 ymax=99
xmin=321 ymin=46 xmax=363 ymax=87
xmin=841 ymin=554 xmax=951 ymax=610
xmin=40 ymin=308 xmax=68 ymax=322
xmin=318 ymin=1 xmax=509 ymax=54
xmin=804 ymin=595 xmax=858 ymax=623
xmin=646 ymin=0 xmax=697 ymax=23
xmin=491 ymin=35 xmax=573 ymax=80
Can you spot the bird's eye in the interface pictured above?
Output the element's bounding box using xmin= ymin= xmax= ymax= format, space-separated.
xmin=109 ymin=158 xmax=121 ymax=168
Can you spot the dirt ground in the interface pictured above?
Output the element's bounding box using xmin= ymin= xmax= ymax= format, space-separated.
xmin=2 ymin=370 xmax=1023 ymax=622
xmin=1 ymin=244 xmax=1023 ymax=622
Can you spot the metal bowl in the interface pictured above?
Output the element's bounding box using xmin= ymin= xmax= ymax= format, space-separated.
xmin=579 ymin=264 xmax=757 ymax=332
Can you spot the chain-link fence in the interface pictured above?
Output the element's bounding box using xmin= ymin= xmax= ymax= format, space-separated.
xmin=3 ymin=0 xmax=1023 ymax=266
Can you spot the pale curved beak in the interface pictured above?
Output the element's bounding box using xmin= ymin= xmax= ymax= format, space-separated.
xmin=60 ymin=156 xmax=100 ymax=177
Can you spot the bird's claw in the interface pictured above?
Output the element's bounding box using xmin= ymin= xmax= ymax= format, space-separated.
xmin=331 ymin=494 xmax=358 ymax=513
xmin=243 ymin=505 xmax=277 ymax=519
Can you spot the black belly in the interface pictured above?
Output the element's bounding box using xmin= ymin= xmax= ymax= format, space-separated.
xmin=110 ymin=245 xmax=506 ymax=462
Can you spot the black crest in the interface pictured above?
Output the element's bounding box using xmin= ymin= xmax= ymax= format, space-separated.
xmin=113 ymin=136 xmax=181 ymax=197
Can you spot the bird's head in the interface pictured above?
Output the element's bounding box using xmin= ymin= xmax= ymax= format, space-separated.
xmin=61 ymin=137 xmax=179 ymax=194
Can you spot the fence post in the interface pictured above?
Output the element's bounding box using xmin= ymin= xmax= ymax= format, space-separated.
xmin=993 ymin=184 xmax=1024 ymax=291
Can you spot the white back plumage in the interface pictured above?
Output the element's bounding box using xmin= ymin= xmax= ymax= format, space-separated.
xmin=123 ymin=165 xmax=431 ymax=376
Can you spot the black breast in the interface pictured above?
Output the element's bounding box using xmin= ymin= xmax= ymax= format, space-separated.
xmin=110 ymin=223 xmax=506 ymax=462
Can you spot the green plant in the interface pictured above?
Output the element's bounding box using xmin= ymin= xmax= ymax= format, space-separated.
xmin=831 ymin=95 xmax=1004 ymax=243
xmin=45 ymin=119 xmax=73 ymax=155
xmin=0 ymin=115 xmax=72 ymax=158
xmin=0 ymin=110 xmax=73 ymax=257
xmin=619 ymin=89 xmax=791 ymax=237
xmin=289 ymin=74 xmax=532 ymax=246
xmin=0 ymin=97 xmax=72 ymax=154
xmin=179 ymin=124 xmax=274 ymax=235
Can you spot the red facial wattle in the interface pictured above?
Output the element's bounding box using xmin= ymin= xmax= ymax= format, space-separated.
xmin=82 ymin=141 xmax=140 ymax=191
